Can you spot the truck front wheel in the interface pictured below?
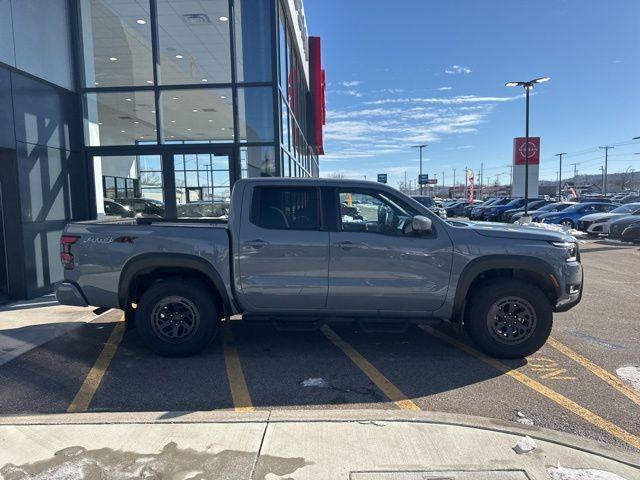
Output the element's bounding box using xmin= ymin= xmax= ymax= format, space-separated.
xmin=135 ymin=279 xmax=220 ymax=357
xmin=465 ymin=280 xmax=553 ymax=358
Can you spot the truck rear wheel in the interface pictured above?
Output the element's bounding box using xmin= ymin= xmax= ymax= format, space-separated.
xmin=135 ymin=279 xmax=220 ymax=357
xmin=465 ymin=280 xmax=553 ymax=358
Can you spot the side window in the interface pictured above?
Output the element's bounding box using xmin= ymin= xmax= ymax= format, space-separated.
xmin=252 ymin=187 xmax=320 ymax=230
xmin=338 ymin=190 xmax=417 ymax=235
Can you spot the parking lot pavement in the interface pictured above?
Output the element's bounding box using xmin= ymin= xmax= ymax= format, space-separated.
xmin=0 ymin=240 xmax=638 ymax=456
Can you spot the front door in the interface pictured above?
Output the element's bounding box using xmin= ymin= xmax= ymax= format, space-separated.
xmin=327 ymin=188 xmax=453 ymax=314
xmin=236 ymin=185 xmax=329 ymax=311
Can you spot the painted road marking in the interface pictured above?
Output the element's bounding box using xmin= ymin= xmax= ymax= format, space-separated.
xmin=547 ymin=337 xmax=640 ymax=407
xmin=220 ymin=320 xmax=254 ymax=412
xmin=420 ymin=325 xmax=640 ymax=450
xmin=67 ymin=316 xmax=125 ymax=413
xmin=321 ymin=325 xmax=421 ymax=411
xmin=527 ymin=355 xmax=577 ymax=380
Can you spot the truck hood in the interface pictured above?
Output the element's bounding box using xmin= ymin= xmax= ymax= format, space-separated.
xmin=579 ymin=212 xmax=622 ymax=223
xmin=463 ymin=221 xmax=574 ymax=242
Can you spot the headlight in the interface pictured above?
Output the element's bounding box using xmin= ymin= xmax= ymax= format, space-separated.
xmin=551 ymin=241 xmax=578 ymax=262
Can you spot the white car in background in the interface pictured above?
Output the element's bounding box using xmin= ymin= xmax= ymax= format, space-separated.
xmin=578 ymin=202 xmax=640 ymax=236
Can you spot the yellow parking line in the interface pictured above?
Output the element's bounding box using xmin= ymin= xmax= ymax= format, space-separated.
xmin=547 ymin=337 xmax=640 ymax=407
xmin=67 ymin=316 xmax=125 ymax=413
xmin=220 ymin=321 xmax=254 ymax=412
xmin=420 ymin=325 xmax=640 ymax=450
xmin=321 ymin=325 xmax=421 ymax=411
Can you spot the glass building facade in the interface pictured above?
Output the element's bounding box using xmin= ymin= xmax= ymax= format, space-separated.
xmin=0 ymin=0 xmax=323 ymax=300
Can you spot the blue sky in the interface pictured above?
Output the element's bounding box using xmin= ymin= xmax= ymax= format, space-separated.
xmin=304 ymin=0 xmax=640 ymax=187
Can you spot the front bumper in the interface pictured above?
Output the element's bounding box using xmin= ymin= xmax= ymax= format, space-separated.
xmin=55 ymin=281 xmax=89 ymax=307
xmin=554 ymin=262 xmax=583 ymax=312
xmin=587 ymin=222 xmax=609 ymax=234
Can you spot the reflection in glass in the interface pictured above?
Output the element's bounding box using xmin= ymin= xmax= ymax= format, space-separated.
xmin=174 ymin=153 xmax=231 ymax=218
xmin=157 ymin=0 xmax=231 ymax=85
xmin=80 ymin=0 xmax=154 ymax=87
xmin=161 ymin=89 xmax=233 ymax=142
xmin=234 ymin=0 xmax=272 ymax=82
xmin=85 ymin=91 xmax=157 ymax=146
xmin=241 ymin=146 xmax=276 ymax=178
xmin=238 ymin=87 xmax=274 ymax=143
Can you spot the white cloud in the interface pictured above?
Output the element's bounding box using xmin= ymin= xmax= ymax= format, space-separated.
xmin=364 ymin=94 xmax=524 ymax=106
xmin=445 ymin=65 xmax=472 ymax=74
xmin=330 ymin=89 xmax=363 ymax=97
xmin=437 ymin=86 xmax=453 ymax=91
xmin=339 ymin=80 xmax=362 ymax=87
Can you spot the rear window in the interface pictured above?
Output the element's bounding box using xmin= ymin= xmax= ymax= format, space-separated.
xmin=251 ymin=187 xmax=320 ymax=230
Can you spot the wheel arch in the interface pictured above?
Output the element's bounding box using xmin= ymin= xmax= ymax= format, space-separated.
xmin=452 ymin=255 xmax=560 ymax=322
xmin=118 ymin=253 xmax=232 ymax=315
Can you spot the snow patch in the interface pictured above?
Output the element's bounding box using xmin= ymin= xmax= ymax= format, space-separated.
xmin=616 ymin=365 xmax=640 ymax=392
xmin=522 ymin=221 xmax=586 ymax=241
xmin=515 ymin=411 xmax=534 ymax=426
xmin=513 ymin=435 xmax=537 ymax=454
xmin=301 ymin=377 xmax=329 ymax=388
xmin=547 ymin=466 xmax=629 ymax=480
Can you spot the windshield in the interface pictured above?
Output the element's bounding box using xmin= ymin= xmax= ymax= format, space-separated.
xmin=413 ymin=197 xmax=436 ymax=207
xmin=610 ymin=203 xmax=640 ymax=214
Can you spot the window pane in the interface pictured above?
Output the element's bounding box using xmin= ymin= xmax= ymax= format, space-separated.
xmin=80 ymin=0 xmax=154 ymax=87
xmin=85 ymin=91 xmax=157 ymax=146
xmin=174 ymin=153 xmax=230 ymax=218
xmin=238 ymin=87 xmax=274 ymax=143
xmin=234 ymin=0 xmax=272 ymax=82
xmin=242 ymin=146 xmax=276 ymax=177
xmin=161 ymin=89 xmax=233 ymax=142
xmin=281 ymin=96 xmax=290 ymax=150
xmin=157 ymin=0 xmax=231 ymax=85
xmin=338 ymin=191 xmax=416 ymax=235
xmin=278 ymin=4 xmax=287 ymax=93
xmin=252 ymin=187 xmax=319 ymax=230
xmin=95 ymin=155 xmax=164 ymax=218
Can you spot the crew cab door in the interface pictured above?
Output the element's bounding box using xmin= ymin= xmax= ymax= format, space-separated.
xmin=327 ymin=188 xmax=453 ymax=313
xmin=236 ymin=185 xmax=329 ymax=310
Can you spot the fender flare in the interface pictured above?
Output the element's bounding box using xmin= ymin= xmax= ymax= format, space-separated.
xmin=118 ymin=253 xmax=231 ymax=312
xmin=452 ymin=255 xmax=560 ymax=321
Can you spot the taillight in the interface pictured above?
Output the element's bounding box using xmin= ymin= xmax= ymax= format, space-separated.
xmin=61 ymin=235 xmax=80 ymax=270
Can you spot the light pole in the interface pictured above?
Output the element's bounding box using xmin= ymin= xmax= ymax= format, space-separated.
xmin=555 ymin=152 xmax=566 ymax=199
xmin=412 ymin=144 xmax=428 ymax=195
xmin=506 ymin=76 xmax=550 ymax=216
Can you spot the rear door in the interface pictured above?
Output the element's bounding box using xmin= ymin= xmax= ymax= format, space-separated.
xmin=236 ymin=185 xmax=329 ymax=311
xmin=327 ymin=187 xmax=453 ymax=314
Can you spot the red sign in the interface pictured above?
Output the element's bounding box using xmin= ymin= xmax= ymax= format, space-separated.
xmin=513 ymin=137 xmax=540 ymax=165
xmin=309 ymin=36 xmax=325 ymax=154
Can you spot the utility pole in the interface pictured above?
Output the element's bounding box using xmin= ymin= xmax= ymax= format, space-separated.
xmin=599 ymin=145 xmax=614 ymax=195
xmin=599 ymin=166 xmax=605 ymax=191
xmin=442 ymin=170 xmax=445 ymax=197
xmin=555 ymin=153 xmax=566 ymax=198
xmin=571 ymin=162 xmax=578 ymax=179
xmin=508 ymin=164 xmax=514 ymax=196
xmin=453 ymin=168 xmax=456 ymax=198
xmin=411 ymin=144 xmax=428 ymax=195
xmin=404 ymin=170 xmax=407 ymax=193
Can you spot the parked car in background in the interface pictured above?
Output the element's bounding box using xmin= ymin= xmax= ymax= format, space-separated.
xmin=515 ymin=202 xmax=576 ymax=223
xmin=621 ymin=223 xmax=640 ymax=243
xmin=576 ymin=197 xmax=615 ymax=203
xmin=469 ymin=198 xmax=510 ymax=220
xmin=104 ymin=199 xmax=134 ymax=218
xmin=577 ymin=203 xmax=640 ymax=236
xmin=117 ymin=198 xmax=165 ymax=217
xmin=177 ymin=201 xmax=230 ymax=218
xmin=501 ymin=199 xmax=554 ymax=223
xmin=537 ymin=202 xmax=620 ymax=228
xmin=412 ymin=196 xmax=447 ymax=218
xmin=620 ymin=195 xmax=640 ymax=204
xmin=608 ymin=215 xmax=640 ymax=239
xmin=445 ymin=200 xmax=470 ymax=217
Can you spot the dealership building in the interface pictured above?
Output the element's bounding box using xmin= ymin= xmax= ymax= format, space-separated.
xmin=0 ymin=0 xmax=325 ymax=300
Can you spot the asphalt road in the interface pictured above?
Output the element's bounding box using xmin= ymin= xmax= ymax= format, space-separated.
xmin=0 ymin=239 xmax=638 ymax=454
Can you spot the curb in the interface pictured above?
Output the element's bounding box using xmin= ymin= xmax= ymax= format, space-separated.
xmin=0 ymin=409 xmax=638 ymax=469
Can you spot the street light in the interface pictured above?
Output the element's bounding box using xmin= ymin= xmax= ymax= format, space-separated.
xmin=506 ymin=76 xmax=550 ymax=216
xmin=411 ymin=144 xmax=428 ymax=195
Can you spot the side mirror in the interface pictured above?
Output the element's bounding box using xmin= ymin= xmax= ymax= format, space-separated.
xmin=412 ymin=215 xmax=432 ymax=234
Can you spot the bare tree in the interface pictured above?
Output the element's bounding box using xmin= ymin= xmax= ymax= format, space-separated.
xmin=324 ymin=172 xmax=345 ymax=179
xmin=618 ymin=166 xmax=636 ymax=191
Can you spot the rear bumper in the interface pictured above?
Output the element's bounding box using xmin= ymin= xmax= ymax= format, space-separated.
xmin=55 ymin=281 xmax=89 ymax=307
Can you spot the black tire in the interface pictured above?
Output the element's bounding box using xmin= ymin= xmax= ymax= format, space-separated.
xmin=135 ymin=278 xmax=220 ymax=357
xmin=465 ymin=279 xmax=553 ymax=358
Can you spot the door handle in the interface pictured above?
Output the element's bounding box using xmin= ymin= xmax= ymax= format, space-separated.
xmin=244 ymin=239 xmax=269 ymax=249
xmin=335 ymin=240 xmax=366 ymax=250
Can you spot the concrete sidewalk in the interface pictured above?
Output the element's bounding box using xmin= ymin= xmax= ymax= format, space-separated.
xmin=0 ymin=294 xmax=98 ymax=366
xmin=0 ymin=410 xmax=637 ymax=479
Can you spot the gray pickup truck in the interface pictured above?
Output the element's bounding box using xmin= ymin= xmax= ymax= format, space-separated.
xmin=56 ymin=178 xmax=583 ymax=358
